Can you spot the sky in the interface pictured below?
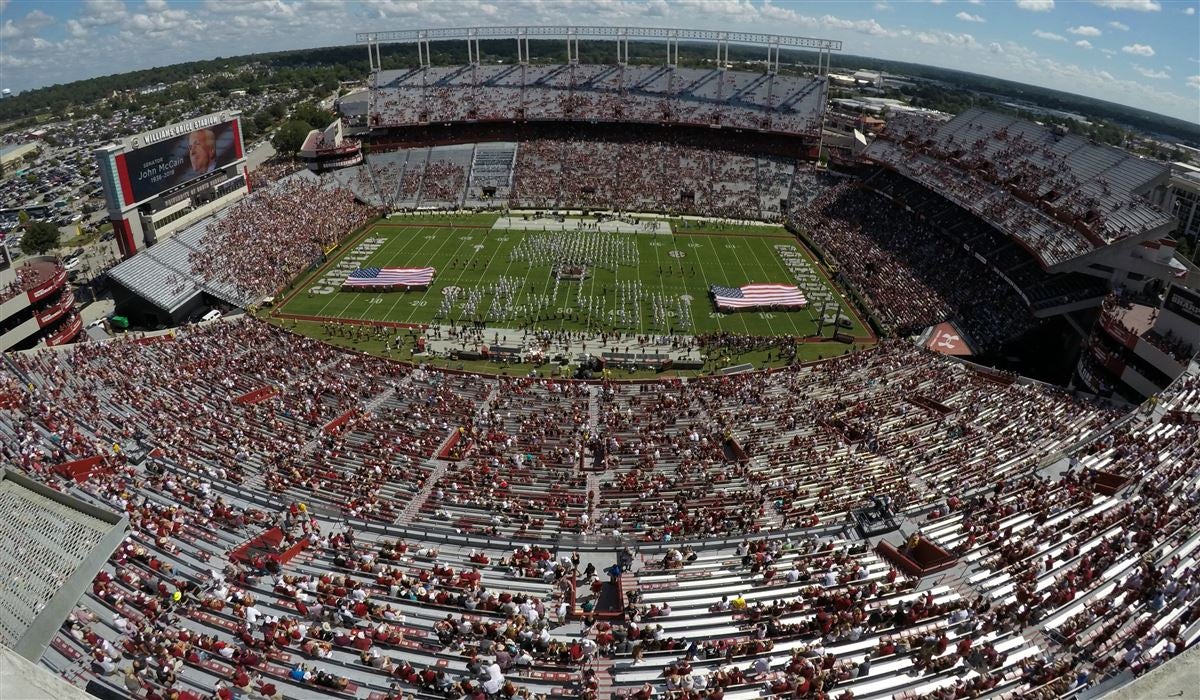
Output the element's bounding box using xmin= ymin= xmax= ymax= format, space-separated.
xmin=0 ymin=0 xmax=1197 ymax=122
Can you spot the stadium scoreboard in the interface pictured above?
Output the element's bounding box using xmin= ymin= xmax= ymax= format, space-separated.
xmin=95 ymin=111 xmax=248 ymax=259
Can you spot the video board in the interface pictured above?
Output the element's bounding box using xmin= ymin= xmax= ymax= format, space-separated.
xmin=114 ymin=117 xmax=243 ymax=205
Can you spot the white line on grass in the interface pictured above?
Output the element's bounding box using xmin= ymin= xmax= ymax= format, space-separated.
xmin=309 ymin=225 xmax=426 ymax=320
xmin=392 ymin=228 xmax=480 ymax=324
xmin=699 ymin=234 xmax=751 ymax=335
xmin=742 ymin=238 xmax=803 ymax=337
xmin=674 ymin=232 xmax=724 ymax=334
xmin=445 ymin=228 xmax=509 ymax=326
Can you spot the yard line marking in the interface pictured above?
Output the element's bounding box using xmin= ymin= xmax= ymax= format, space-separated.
xmin=365 ymin=225 xmax=438 ymax=322
xmin=743 ymin=238 xmax=802 ymax=337
xmin=445 ymin=228 xmax=507 ymax=326
xmin=390 ymin=228 xmax=479 ymax=324
xmin=673 ymin=232 xmax=723 ymax=333
xmin=700 ymin=234 xmax=750 ymax=335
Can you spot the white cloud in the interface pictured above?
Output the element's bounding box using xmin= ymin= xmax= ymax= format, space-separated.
xmin=1108 ymin=20 xmax=1130 ymax=30
xmin=1122 ymin=43 xmax=1155 ymax=56
xmin=989 ymin=41 xmax=1004 ymax=53
xmin=1091 ymin=0 xmax=1160 ymax=10
xmin=202 ymin=0 xmax=300 ymax=17
xmin=1033 ymin=29 xmax=1067 ymax=41
xmin=1016 ymin=0 xmax=1055 ymax=11
xmin=21 ymin=9 xmax=55 ymax=30
xmin=1185 ymin=7 xmax=1196 ymax=15
xmin=1187 ymin=75 xmax=1200 ymax=89
xmin=1133 ymin=65 xmax=1169 ymax=79
xmin=760 ymin=0 xmax=802 ymax=21
xmin=80 ymin=0 xmax=129 ymax=26
xmin=66 ymin=19 xmax=88 ymax=37
xmin=956 ymin=11 xmax=985 ymax=22
xmin=911 ymin=30 xmax=980 ymax=47
xmin=1075 ymin=40 xmax=1093 ymax=49
xmin=873 ymin=2 xmax=891 ymax=11
xmin=1102 ymin=48 xmax=1116 ymax=56
xmin=819 ymin=15 xmax=897 ymax=38
xmin=1068 ymin=25 xmax=1102 ymax=36
xmin=0 ymin=54 xmax=36 ymax=69
xmin=0 ymin=8 xmax=56 ymax=38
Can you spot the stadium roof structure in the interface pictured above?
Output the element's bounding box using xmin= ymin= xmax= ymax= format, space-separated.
xmin=106 ymin=209 xmax=242 ymax=313
xmin=864 ymin=107 xmax=1175 ymax=270
xmin=356 ymin=25 xmax=842 ymax=75
xmin=0 ymin=469 xmax=126 ymax=662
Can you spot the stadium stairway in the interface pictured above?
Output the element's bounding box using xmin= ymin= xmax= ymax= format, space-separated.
xmin=395 ymin=460 xmax=448 ymax=525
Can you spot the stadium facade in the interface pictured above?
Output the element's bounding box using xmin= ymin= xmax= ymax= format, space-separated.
xmin=0 ymin=253 xmax=80 ymax=351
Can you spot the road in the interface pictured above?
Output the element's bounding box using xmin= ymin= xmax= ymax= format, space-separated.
xmin=245 ymin=141 xmax=276 ymax=170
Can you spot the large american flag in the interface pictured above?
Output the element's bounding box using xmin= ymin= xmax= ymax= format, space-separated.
xmin=343 ymin=267 xmax=436 ymax=288
xmin=711 ymin=283 xmax=807 ymax=311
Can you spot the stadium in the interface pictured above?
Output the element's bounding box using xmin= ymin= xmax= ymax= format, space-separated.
xmin=1 ymin=24 xmax=1199 ymax=700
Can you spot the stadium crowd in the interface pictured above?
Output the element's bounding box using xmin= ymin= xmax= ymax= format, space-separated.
xmin=867 ymin=110 xmax=1172 ymax=267
xmin=0 ymin=314 xmax=1196 ymax=700
xmin=510 ymin=138 xmax=793 ymax=221
xmin=190 ymin=176 xmax=377 ymax=302
xmin=790 ymin=179 xmax=1036 ymax=351
xmin=368 ymin=65 xmax=828 ymax=138
xmin=0 ymin=260 xmax=56 ymax=304
xmin=2 ymin=85 xmax=1197 ymax=700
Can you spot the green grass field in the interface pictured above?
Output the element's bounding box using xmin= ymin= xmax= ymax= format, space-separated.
xmin=277 ymin=214 xmax=869 ymax=341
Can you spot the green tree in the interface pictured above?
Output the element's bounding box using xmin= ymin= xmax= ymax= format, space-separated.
xmin=253 ymin=110 xmax=274 ymax=133
xmin=292 ymin=101 xmax=334 ymax=127
xmin=20 ymin=220 xmax=60 ymax=256
xmin=271 ymin=120 xmax=312 ymax=156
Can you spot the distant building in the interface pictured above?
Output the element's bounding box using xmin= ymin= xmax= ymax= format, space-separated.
xmin=137 ymin=82 xmax=168 ymax=95
xmin=1169 ymin=164 xmax=1200 ymax=244
xmin=828 ymin=71 xmax=885 ymax=90
xmin=0 ymin=142 xmax=39 ymax=178
xmin=852 ymin=70 xmax=883 ymax=88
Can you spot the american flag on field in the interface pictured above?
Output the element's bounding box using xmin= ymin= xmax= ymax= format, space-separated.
xmin=343 ymin=267 xmax=436 ymax=288
xmin=711 ymin=283 xmax=807 ymax=311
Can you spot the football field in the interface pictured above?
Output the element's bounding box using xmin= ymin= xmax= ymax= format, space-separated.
xmin=277 ymin=215 xmax=868 ymax=340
